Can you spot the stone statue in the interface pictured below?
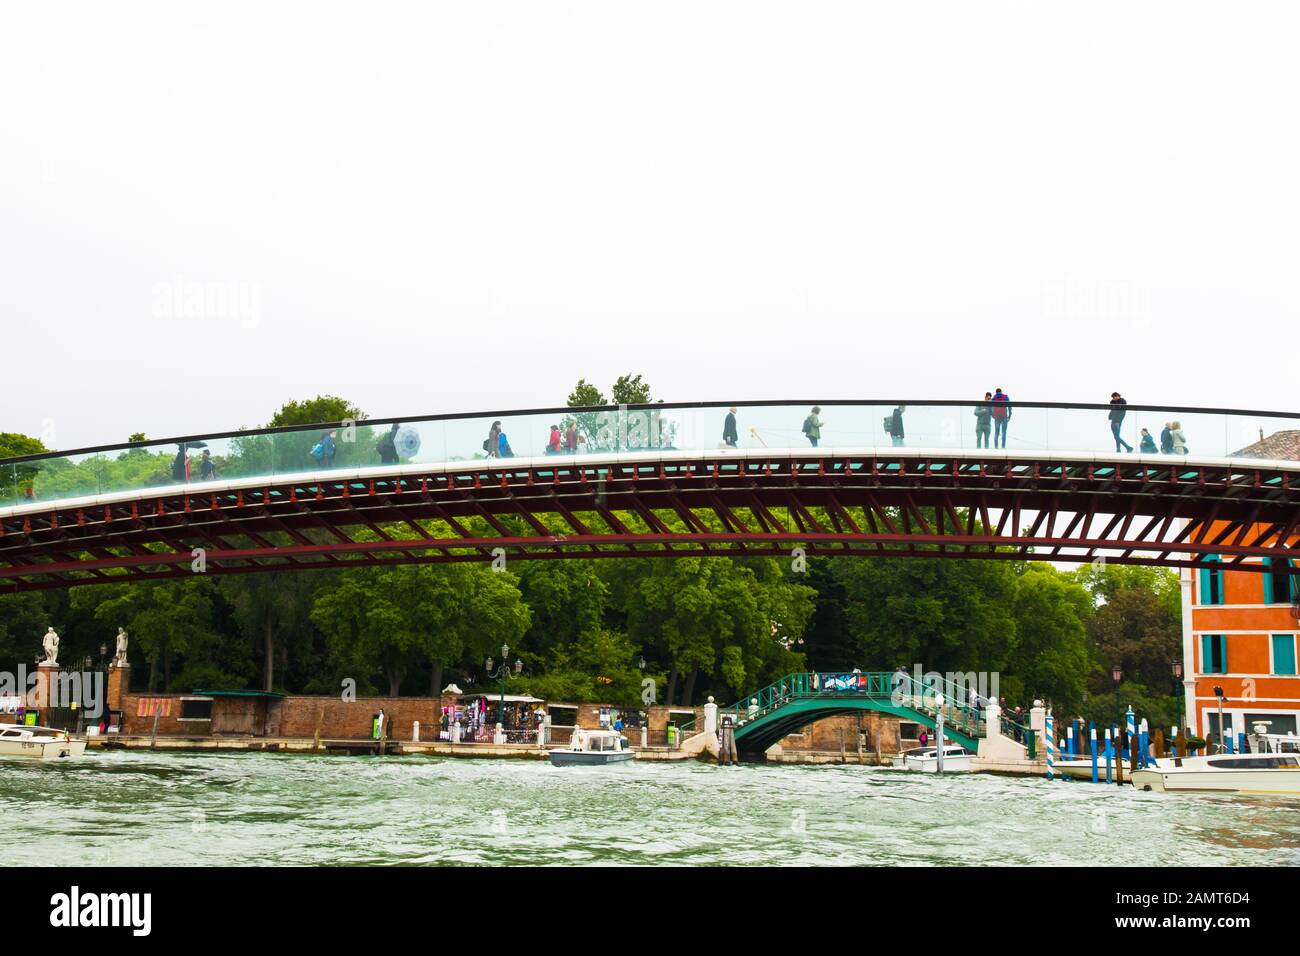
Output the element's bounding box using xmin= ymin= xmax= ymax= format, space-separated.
xmin=40 ymin=627 xmax=59 ymax=666
xmin=114 ymin=627 xmax=129 ymax=666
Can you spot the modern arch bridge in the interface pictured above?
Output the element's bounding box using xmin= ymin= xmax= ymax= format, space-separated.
xmin=2 ymin=399 xmax=1299 ymax=593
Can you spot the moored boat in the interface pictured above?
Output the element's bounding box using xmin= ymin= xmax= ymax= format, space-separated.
xmin=901 ymin=744 xmax=972 ymax=773
xmin=0 ymin=724 xmax=87 ymax=761
xmin=549 ymin=728 xmax=634 ymax=766
xmin=1131 ymin=723 xmax=1300 ymax=794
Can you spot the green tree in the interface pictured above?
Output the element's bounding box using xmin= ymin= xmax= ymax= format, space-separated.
xmin=0 ymin=593 xmax=49 ymax=669
xmin=825 ymin=556 xmax=1019 ymax=674
xmin=311 ymin=564 xmax=530 ymax=696
xmin=566 ymin=379 xmax=606 ymax=408
xmin=610 ymin=555 xmax=813 ymax=704
xmin=520 ymin=626 xmax=647 ymax=707
xmin=268 ymin=396 xmax=364 ymax=427
xmin=71 ymin=580 xmax=222 ymax=692
xmin=610 ymin=374 xmax=653 ymax=405
xmin=222 ymin=573 xmax=319 ymax=692
xmin=1008 ymin=564 xmax=1093 ymax=709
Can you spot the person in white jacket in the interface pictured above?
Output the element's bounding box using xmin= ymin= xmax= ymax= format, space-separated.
xmin=1170 ymin=421 xmax=1188 ymax=454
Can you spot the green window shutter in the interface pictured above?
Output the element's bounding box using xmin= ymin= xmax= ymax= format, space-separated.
xmin=1273 ymin=635 xmax=1297 ymax=676
xmin=1199 ymin=567 xmax=1211 ymax=604
xmin=1201 ymin=634 xmax=1227 ymax=674
xmin=1265 ymin=558 xmax=1274 ymax=604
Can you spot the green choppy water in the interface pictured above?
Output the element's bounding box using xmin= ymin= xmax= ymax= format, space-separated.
xmin=3 ymin=751 xmax=1298 ymax=866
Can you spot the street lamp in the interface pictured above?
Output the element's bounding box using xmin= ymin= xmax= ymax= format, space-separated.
xmin=484 ymin=643 xmax=523 ymax=729
xmin=1111 ymin=664 xmax=1122 ymax=719
xmin=1213 ymin=684 xmax=1227 ymax=752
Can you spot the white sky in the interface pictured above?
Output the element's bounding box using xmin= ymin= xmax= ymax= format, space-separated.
xmin=2 ymin=1 xmax=1298 ymax=451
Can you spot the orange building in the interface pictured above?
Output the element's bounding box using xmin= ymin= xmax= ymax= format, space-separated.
xmin=1182 ymin=532 xmax=1299 ymax=743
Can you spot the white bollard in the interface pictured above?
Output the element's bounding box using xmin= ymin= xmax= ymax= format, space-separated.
xmin=413 ymin=720 xmax=420 ymax=742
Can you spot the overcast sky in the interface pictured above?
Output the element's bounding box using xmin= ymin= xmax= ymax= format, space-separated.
xmin=2 ymin=1 xmax=1297 ymax=451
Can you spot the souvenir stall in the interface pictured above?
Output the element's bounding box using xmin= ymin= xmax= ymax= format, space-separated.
xmin=450 ymin=693 xmax=546 ymax=742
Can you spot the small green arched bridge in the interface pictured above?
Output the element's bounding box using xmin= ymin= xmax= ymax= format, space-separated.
xmin=685 ymin=671 xmax=1032 ymax=755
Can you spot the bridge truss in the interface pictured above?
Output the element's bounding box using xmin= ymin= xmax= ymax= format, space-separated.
xmin=2 ymin=449 xmax=1298 ymax=593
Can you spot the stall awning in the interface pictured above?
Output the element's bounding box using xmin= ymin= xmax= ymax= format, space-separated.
xmin=458 ymin=694 xmax=544 ymax=704
xmin=190 ymin=690 xmax=285 ymax=699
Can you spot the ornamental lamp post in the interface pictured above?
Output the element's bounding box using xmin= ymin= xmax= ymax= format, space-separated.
xmin=1172 ymin=660 xmax=1185 ymax=730
xmin=1111 ymin=664 xmax=1123 ymax=719
xmin=484 ymin=643 xmax=522 ymax=730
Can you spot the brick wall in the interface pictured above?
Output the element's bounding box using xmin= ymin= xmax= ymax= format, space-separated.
xmin=777 ymin=712 xmax=901 ymax=753
xmin=268 ymin=696 xmax=441 ymax=740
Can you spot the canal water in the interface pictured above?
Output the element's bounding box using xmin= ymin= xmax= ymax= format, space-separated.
xmin=4 ymin=751 xmax=1298 ymax=866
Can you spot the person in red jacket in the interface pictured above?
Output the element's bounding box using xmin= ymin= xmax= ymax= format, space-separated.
xmin=546 ymin=424 xmax=562 ymax=454
xmin=991 ymin=388 xmax=1012 ymax=448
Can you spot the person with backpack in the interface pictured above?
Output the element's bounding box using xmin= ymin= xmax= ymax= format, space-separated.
xmin=973 ymin=393 xmax=993 ymax=448
xmin=991 ymin=388 xmax=1011 ymax=448
xmin=546 ymin=424 xmax=562 ymax=454
xmin=377 ymin=424 xmax=400 ymax=464
xmin=886 ymin=405 xmax=905 ymax=447
xmin=801 ymin=407 xmax=823 ymax=447
xmin=485 ymin=421 xmax=501 ymax=458
xmin=310 ymin=430 xmax=337 ymax=468
xmin=1160 ymin=422 xmax=1174 ymax=454
xmin=1139 ymin=428 xmax=1157 ymax=454
xmin=723 ymin=407 xmax=739 ymax=447
xmin=1108 ymin=392 xmax=1133 ymax=453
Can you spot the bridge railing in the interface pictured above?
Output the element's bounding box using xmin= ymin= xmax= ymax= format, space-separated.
xmin=692 ymin=670 xmax=993 ymax=741
xmin=4 ymin=399 xmax=1299 ymax=511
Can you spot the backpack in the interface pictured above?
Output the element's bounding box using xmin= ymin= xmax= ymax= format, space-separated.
xmin=482 ymin=438 xmax=491 ymax=451
xmin=310 ymin=442 xmax=324 ymax=460
xmin=882 ymin=416 xmax=894 ymax=435
xmin=377 ymin=434 xmax=396 ymax=458
xmin=801 ymin=416 xmax=813 ymax=435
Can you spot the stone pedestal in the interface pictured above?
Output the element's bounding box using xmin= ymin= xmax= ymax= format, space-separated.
xmin=32 ymin=663 xmax=59 ymax=713
xmin=703 ymin=696 xmax=718 ymax=736
xmin=107 ymin=663 xmax=130 ymax=714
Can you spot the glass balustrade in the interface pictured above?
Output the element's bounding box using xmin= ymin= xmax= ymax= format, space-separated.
xmin=2 ymin=401 xmax=1297 ymax=511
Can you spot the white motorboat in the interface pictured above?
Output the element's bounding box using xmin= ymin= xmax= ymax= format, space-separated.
xmin=549 ymin=728 xmax=634 ymax=766
xmin=902 ymin=744 xmax=972 ymax=773
xmin=1131 ymin=723 xmax=1300 ymax=794
xmin=0 ymin=723 xmax=87 ymax=761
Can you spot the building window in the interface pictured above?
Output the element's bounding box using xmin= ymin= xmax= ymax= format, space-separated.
xmin=1272 ymin=635 xmax=1297 ymax=676
xmin=1200 ymin=634 xmax=1228 ymax=674
xmin=179 ymin=697 xmax=213 ymax=721
xmin=1265 ymin=557 xmax=1296 ymax=605
xmin=1199 ymin=555 xmax=1224 ymax=605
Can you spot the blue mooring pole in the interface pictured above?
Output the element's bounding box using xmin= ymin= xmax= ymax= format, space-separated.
xmin=1067 ymin=723 xmax=1075 ymax=759
xmin=1090 ymin=723 xmax=1098 ymax=783
xmin=1104 ymin=727 xmax=1113 ymax=784
xmin=1138 ymin=718 xmax=1149 ymax=768
xmin=1045 ymin=710 xmax=1054 ymax=780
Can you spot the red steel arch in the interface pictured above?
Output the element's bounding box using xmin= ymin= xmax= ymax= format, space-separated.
xmin=1 ymin=448 xmax=1298 ymax=593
